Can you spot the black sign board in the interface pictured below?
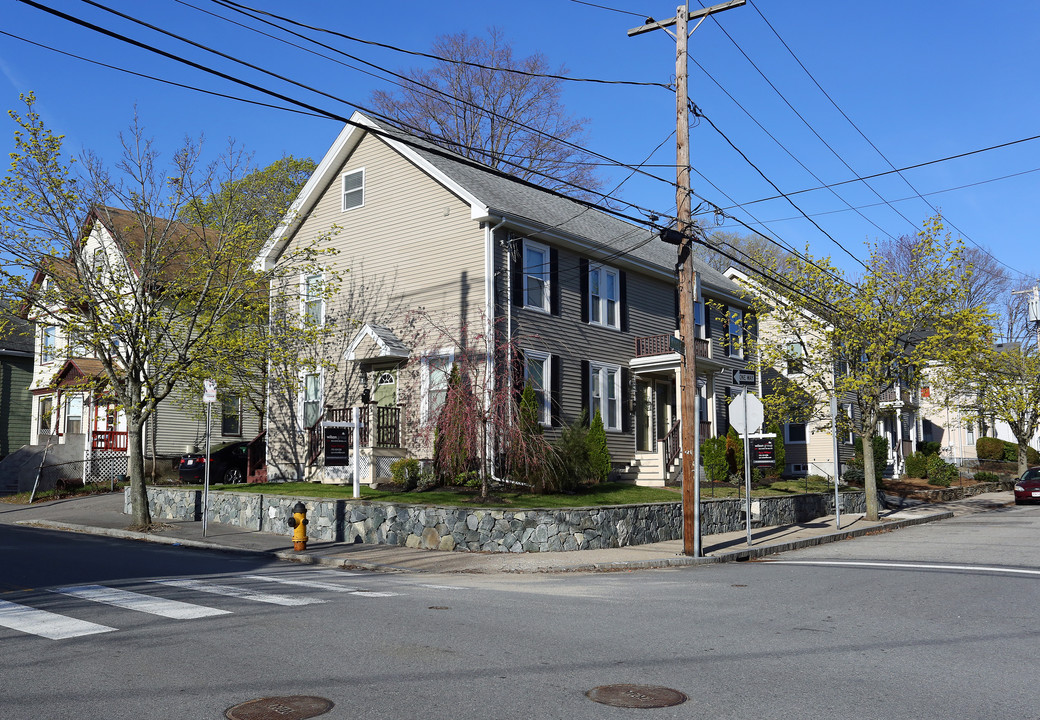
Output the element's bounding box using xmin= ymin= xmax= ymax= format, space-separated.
xmin=324 ymin=426 xmax=351 ymax=467
xmin=750 ymin=438 xmax=775 ymax=468
xmin=732 ymin=368 xmax=756 ymax=386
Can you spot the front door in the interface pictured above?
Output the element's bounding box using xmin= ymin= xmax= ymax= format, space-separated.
xmin=655 ymin=380 xmax=674 ymax=441
xmin=635 ymin=380 xmax=653 ymax=452
xmin=372 ymin=368 xmax=398 ymax=407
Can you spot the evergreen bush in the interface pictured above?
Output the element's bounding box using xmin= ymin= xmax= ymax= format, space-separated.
xmin=905 ymin=451 xmax=930 ymax=479
xmin=926 ymin=454 xmax=957 ymax=487
xmin=975 ymin=437 xmax=1004 ymax=461
xmin=587 ymin=410 xmax=612 ymax=483
xmin=701 ymin=436 xmax=729 ymax=484
xmin=389 ymin=457 xmax=421 ymax=490
xmin=973 ymin=471 xmax=999 ymax=483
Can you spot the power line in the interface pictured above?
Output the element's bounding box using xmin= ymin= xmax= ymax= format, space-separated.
xmin=566 ymin=0 xmax=651 ymax=19
xmin=747 ymin=0 xmax=1027 ymax=279
xmin=214 ymin=0 xmax=672 ymax=90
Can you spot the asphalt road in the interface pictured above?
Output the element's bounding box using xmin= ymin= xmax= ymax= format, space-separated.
xmin=2 ymin=504 xmax=1039 ymax=720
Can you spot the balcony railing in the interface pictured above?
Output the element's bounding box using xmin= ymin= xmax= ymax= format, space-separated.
xmin=92 ymin=430 xmax=127 ymax=451
xmin=634 ymin=334 xmax=708 ymax=359
xmin=306 ymin=405 xmax=402 ymax=465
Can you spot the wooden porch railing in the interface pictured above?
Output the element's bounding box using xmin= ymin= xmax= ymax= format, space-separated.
xmin=91 ymin=431 xmax=127 ymax=451
xmin=634 ymin=334 xmax=708 ymax=359
xmin=306 ymin=406 xmax=402 ymax=466
xmin=247 ymin=431 xmax=267 ymax=483
xmin=662 ymin=420 xmax=712 ymax=470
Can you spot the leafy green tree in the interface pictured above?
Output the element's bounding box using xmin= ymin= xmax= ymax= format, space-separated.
xmin=725 ymin=426 xmax=745 ymax=481
xmin=767 ymin=421 xmax=786 ymax=478
xmin=701 ymin=435 xmax=728 ymax=485
xmin=587 ymin=409 xmax=611 ymax=483
xmin=0 ymin=95 xmax=330 ymax=525
xmin=741 ymin=216 xmax=990 ymax=520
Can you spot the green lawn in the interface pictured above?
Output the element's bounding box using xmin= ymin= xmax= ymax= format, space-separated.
xmin=190 ymin=477 xmax=856 ymax=508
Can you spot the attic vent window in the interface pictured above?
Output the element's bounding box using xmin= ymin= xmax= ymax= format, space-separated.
xmin=342 ymin=168 xmax=364 ymax=211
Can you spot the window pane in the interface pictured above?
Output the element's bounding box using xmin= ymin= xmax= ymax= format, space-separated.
xmin=524 ymin=245 xmax=547 ymax=310
xmin=303 ymin=374 xmax=321 ymax=428
xmin=526 ymin=277 xmax=545 ymax=309
xmin=342 ymin=170 xmax=363 ymax=210
xmin=222 ymin=397 xmax=241 ymax=436
xmin=787 ymin=422 xmax=806 ymax=442
xmin=428 ymin=356 xmax=452 ymax=417
xmin=526 ymin=356 xmax=548 ymax=425
xmin=606 ymin=369 xmax=618 ymax=428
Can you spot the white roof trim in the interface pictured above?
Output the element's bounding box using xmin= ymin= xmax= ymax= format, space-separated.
xmin=344 ymin=323 xmax=410 ymax=362
xmin=256 ymin=112 xmax=489 ymax=270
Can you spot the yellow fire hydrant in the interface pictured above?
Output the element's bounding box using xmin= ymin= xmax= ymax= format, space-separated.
xmin=287 ymin=501 xmax=309 ymax=551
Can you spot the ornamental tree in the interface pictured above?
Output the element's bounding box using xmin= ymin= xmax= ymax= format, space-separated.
xmin=741 ymin=216 xmax=991 ymax=520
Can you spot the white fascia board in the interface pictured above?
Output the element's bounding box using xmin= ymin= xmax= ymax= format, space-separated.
xmin=255 ymin=116 xmax=367 ymax=271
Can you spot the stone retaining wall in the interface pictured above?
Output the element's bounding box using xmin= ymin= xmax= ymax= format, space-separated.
xmin=130 ymin=486 xmax=879 ymax=553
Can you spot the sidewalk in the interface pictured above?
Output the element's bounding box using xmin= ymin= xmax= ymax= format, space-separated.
xmin=0 ymin=490 xmax=1013 ymax=574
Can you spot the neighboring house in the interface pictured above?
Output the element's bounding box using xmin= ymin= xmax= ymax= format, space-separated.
xmin=258 ymin=111 xmax=755 ymax=486
xmin=18 ymin=207 xmax=263 ymax=492
xmin=0 ymin=310 xmax=35 ymax=459
xmin=916 ymin=374 xmax=978 ymax=464
xmin=725 ymin=266 xmax=919 ymax=479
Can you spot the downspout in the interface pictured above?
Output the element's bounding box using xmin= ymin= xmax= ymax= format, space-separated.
xmin=486 ymin=217 xmax=507 ymax=481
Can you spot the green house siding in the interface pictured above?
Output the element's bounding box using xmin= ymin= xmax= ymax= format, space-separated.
xmin=0 ymin=355 xmax=34 ymax=458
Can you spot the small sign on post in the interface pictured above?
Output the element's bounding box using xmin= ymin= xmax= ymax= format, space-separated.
xmin=750 ymin=437 xmax=775 ymax=468
xmin=203 ymin=379 xmax=218 ymax=403
xmin=324 ymin=427 xmax=351 ymax=467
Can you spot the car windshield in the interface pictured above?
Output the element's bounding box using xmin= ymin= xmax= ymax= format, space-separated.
xmin=1023 ymin=469 xmax=1040 ymax=481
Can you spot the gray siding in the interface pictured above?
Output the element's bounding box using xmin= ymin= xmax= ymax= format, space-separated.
xmin=0 ymin=354 xmax=33 ymax=458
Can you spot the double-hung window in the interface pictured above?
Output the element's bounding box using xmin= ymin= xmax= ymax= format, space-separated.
xmin=523 ymin=351 xmax=551 ymax=426
xmin=727 ymin=307 xmax=744 ymax=358
xmin=589 ymin=362 xmax=621 ymax=431
xmin=303 ymin=273 xmax=325 ymax=325
xmin=341 ymin=168 xmax=364 ymax=211
xmin=588 ymin=265 xmax=619 ymax=329
xmin=302 ymin=372 xmax=322 ymax=429
xmin=423 ymin=351 xmax=455 ymax=422
xmin=41 ymin=326 xmax=57 ymax=363
xmin=785 ymin=422 xmax=807 ymax=444
xmin=786 ymin=340 xmax=805 ymax=375
xmin=522 ymin=240 xmax=550 ymax=312
xmin=221 ymin=395 xmax=242 ymax=436
xmin=693 ymin=299 xmax=706 ymax=339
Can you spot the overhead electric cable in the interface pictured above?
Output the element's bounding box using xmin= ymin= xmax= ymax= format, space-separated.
xmin=213 ymin=0 xmax=672 ymax=89
xmin=747 ymin=0 xmax=1025 ymax=278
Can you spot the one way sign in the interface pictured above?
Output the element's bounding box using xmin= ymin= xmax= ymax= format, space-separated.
xmin=732 ymin=368 xmax=756 ymax=386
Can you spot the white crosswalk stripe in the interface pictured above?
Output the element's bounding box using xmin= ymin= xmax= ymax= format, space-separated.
xmin=242 ymin=575 xmax=360 ymax=593
xmin=51 ymin=585 xmax=231 ymax=619
xmin=151 ymin=578 xmax=327 ymax=606
xmin=0 ymin=598 xmax=114 ymax=640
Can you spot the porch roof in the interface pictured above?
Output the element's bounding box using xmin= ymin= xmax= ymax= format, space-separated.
xmin=344 ymin=323 xmax=410 ymax=363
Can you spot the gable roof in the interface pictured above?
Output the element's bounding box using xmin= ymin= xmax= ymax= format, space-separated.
xmin=260 ymin=112 xmax=745 ymax=302
xmin=345 ymin=323 xmax=411 ymax=362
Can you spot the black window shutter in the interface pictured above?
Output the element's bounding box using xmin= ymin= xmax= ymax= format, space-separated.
xmin=549 ymin=248 xmax=560 ymax=316
xmin=621 ymin=368 xmax=631 ymax=433
xmin=511 ymin=239 xmax=524 ymax=307
xmin=579 ymin=258 xmax=589 ymax=323
xmin=550 ymin=354 xmax=562 ymax=427
xmin=619 ymin=271 xmax=629 ymax=332
xmin=674 ymin=287 xmax=680 ymax=331
xmin=580 ymin=360 xmax=590 ymax=426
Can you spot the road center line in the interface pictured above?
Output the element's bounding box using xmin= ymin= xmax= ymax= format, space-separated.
xmin=769 ymin=560 xmax=1040 ymax=576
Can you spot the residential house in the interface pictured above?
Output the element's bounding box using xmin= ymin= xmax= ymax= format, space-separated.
xmin=725 ymin=266 xmax=919 ymax=479
xmin=258 ymin=112 xmax=755 ymax=486
xmin=11 ymin=207 xmax=263 ymax=493
xmin=0 ymin=310 xmax=34 ymax=458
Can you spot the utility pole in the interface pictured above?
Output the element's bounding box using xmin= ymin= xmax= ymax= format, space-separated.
xmin=629 ymin=0 xmax=745 ymax=557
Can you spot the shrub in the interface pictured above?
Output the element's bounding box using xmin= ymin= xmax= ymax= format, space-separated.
xmin=853 ymin=435 xmax=889 ymax=483
xmin=973 ymin=471 xmax=999 ymax=483
xmin=918 ymin=441 xmax=942 ymax=456
xmin=905 ymin=451 xmax=930 ymax=479
xmin=976 ymin=437 xmax=1004 ymax=461
xmin=390 ymin=457 xmax=421 ymax=491
xmin=927 ymin=454 xmax=957 ymax=487
xmin=587 ymin=410 xmax=612 ymax=484
xmin=767 ymin=421 xmax=786 ymax=477
xmin=1002 ymin=442 xmax=1018 ymax=463
xmin=552 ymin=411 xmax=591 ymax=491
xmin=701 ymin=435 xmax=729 ymax=484
xmin=843 ymin=466 xmax=865 ymax=486
xmin=725 ymin=426 xmax=745 ymax=479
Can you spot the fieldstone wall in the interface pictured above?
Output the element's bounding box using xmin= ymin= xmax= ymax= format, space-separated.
xmin=130 ymin=486 xmax=876 ymax=553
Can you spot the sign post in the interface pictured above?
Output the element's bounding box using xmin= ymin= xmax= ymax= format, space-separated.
xmin=729 ymin=369 xmax=760 ymax=546
xmin=202 ymin=379 xmax=217 ymax=537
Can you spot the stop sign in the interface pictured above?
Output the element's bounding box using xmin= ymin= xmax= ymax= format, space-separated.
xmin=729 ymin=390 xmax=763 ymax=435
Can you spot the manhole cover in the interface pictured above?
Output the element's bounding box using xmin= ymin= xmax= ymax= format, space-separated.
xmin=226 ymin=696 xmax=334 ymax=720
xmin=586 ymin=684 xmax=688 ymax=709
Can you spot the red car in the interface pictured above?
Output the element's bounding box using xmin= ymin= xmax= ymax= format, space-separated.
xmin=1014 ymin=467 xmax=1040 ymax=505
xmin=178 ymin=442 xmax=249 ymax=484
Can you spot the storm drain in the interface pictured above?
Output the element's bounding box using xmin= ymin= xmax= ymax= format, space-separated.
xmin=225 ymin=696 xmax=334 ymax=719
xmin=586 ymin=684 xmax=688 ymax=709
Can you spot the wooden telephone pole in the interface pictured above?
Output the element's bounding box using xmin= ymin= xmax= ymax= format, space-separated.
xmin=629 ymin=0 xmax=744 ymax=556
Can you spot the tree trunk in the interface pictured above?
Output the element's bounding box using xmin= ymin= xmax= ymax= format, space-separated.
xmin=862 ymin=432 xmax=880 ymax=521
xmin=126 ymin=419 xmax=151 ymax=527
xmin=1018 ymin=441 xmax=1029 ymax=478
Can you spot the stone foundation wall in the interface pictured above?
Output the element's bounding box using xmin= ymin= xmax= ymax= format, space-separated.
xmin=129 ymin=486 xmax=884 ymax=554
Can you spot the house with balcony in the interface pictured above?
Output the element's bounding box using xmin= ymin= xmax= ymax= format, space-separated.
xmin=7 ymin=207 xmax=264 ymax=494
xmin=258 ymin=112 xmax=755 ymax=487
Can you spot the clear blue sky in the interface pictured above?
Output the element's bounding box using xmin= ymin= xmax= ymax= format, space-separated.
xmin=1 ymin=0 xmax=1037 ymax=282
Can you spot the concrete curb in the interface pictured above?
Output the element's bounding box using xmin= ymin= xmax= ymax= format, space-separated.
xmin=16 ymin=509 xmax=956 ymax=574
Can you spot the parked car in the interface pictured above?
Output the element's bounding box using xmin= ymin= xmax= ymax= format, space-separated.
xmin=179 ymin=441 xmax=249 ymax=484
xmin=1014 ymin=467 xmax=1040 ymax=505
